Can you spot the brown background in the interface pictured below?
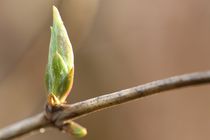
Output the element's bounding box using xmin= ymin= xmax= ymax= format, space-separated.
xmin=0 ymin=0 xmax=210 ymax=140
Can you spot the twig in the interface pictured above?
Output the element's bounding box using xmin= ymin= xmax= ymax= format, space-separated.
xmin=0 ymin=71 xmax=210 ymax=140
xmin=0 ymin=113 xmax=49 ymax=140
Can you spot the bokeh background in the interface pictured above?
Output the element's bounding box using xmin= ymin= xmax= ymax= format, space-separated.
xmin=0 ymin=0 xmax=210 ymax=140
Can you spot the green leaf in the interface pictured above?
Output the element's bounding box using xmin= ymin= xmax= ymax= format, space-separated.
xmin=45 ymin=6 xmax=74 ymax=105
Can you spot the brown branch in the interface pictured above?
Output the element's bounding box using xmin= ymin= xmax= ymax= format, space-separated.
xmin=0 ymin=71 xmax=210 ymax=140
xmin=0 ymin=113 xmax=49 ymax=140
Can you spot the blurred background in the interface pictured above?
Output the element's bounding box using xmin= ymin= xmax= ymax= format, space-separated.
xmin=0 ymin=0 xmax=210 ymax=140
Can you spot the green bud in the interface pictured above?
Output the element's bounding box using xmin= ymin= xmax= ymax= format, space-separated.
xmin=45 ymin=6 xmax=74 ymax=105
xmin=63 ymin=120 xmax=87 ymax=138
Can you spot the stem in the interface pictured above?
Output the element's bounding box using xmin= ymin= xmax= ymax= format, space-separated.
xmin=55 ymin=71 xmax=210 ymax=122
xmin=0 ymin=113 xmax=49 ymax=140
xmin=0 ymin=71 xmax=210 ymax=140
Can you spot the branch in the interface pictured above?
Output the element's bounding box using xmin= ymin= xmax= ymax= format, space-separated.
xmin=0 ymin=71 xmax=210 ymax=139
xmin=0 ymin=113 xmax=49 ymax=140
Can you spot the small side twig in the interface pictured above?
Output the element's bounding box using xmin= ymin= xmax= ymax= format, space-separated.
xmin=0 ymin=71 xmax=210 ymax=140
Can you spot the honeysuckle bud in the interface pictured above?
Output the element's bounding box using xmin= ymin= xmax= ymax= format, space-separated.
xmin=45 ymin=6 xmax=74 ymax=105
xmin=63 ymin=120 xmax=87 ymax=138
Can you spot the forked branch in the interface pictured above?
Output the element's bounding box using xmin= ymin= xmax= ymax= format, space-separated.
xmin=0 ymin=71 xmax=210 ymax=140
